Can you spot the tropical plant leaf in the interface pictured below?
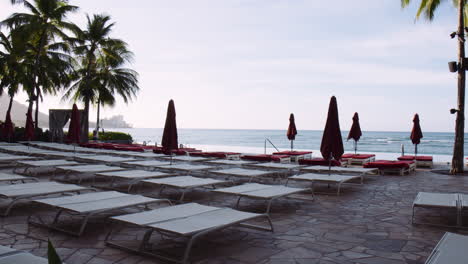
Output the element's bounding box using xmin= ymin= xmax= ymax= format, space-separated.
xmin=47 ymin=239 xmax=62 ymax=264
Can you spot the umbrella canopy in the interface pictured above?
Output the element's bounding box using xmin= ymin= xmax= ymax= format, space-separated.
xmin=161 ymin=99 xmax=178 ymax=154
xmin=320 ymin=96 xmax=344 ymax=161
xmin=24 ymin=108 xmax=34 ymax=141
xmin=410 ymin=113 xmax=423 ymax=156
xmin=347 ymin=112 xmax=362 ymax=154
xmin=287 ymin=113 xmax=297 ymax=151
xmin=287 ymin=113 xmax=297 ymax=140
xmin=347 ymin=112 xmax=362 ymax=141
xmin=2 ymin=110 xmax=14 ymax=141
xmin=67 ymin=104 xmax=81 ymax=143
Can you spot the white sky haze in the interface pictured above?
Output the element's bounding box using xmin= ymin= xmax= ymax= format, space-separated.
xmin=0 ymin=0 xmax=462 ymax=132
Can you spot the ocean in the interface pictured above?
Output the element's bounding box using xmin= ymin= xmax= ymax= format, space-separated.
xmin=105 ymin=128 xmax=465 ymax=163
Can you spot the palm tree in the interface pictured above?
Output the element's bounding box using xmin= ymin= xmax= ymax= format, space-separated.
xmin=0 ymin=29 xmax=33 ymax=113
xmin=2 ymin=0 xmax=79 ymax=128
xmin=402 ymin=0 xmax=466 ymax=174
xmin=93 ymin=42 xmax=139 ymax=138
xmin=65 ymin=14 xmax=129 ymax=142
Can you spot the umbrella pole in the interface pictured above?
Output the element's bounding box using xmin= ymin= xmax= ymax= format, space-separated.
xmin=354 ymin=141 xmax=357 ymax=154
xmin=291 ymin=140 xmax=293 ymax=151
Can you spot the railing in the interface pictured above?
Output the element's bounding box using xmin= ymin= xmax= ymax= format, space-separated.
xmin=264 ymin=138 xmax=280 ymax=154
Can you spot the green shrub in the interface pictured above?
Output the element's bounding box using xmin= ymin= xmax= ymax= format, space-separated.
xmin=88 ymin=131 xmax=132 ymax=141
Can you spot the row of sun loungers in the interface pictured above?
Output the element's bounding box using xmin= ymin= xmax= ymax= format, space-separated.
xmin=0 ymin=141 xmax=444 ymax=263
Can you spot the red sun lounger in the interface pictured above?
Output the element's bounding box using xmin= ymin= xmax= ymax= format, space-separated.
xmin=341 ymin=154 xmax=376 ymax=165
xmin=397 ymin=155 xmax=433 ymax=168
xmin=241 ymin=154 xmax=291 ymax=163
xmin=363 ymin=160 xmax=416 ymax=175
xmin=272 ymin=151 xmax=312 ymax=162
xmin=298 ymin=158 xmax=342 ymax=167
xmin=190 ymin=152 xmax=241 ymax=159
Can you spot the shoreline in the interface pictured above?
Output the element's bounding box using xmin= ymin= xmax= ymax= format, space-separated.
xmin=179 ymin=143 xmax=455 ymax=164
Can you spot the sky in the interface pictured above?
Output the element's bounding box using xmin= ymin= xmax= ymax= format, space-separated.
xmin=0 ymin=0 xmax=462 ymax=132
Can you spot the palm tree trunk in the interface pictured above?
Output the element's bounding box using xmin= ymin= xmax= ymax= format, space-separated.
xmin=31 ymin=30 xmax=47 ymax=130
xmin=7 ymin=96 xmax=14 ymax=113
xmin=83 ymin=99 xmax=90 ymax=143
xmin=95 ymin=99 xmax=100 ymax=140
xmin=34 ymin=94 xmax=39 ymax=129
xmin=451 ymin=0 xmax=466 ymax=174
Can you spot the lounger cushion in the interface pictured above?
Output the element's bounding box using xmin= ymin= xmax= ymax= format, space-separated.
xmin=298 ymin=158 xmax=341 ymax=166
xmin=397 ymin=155 xmax=433 ymax=161
xmin=363 ymin=160 xmax=414 ymax=169
xmin=272 ymin=151 xmax=312 ymax=156
xmin=242 ymin=155 xmax=273 ymax=162
xmin=342 ymin=154 xmax=375 ymax=159
xmin=242 ymin=154 xmax=290 ymax=162
xmin=190 ymin=152 xmax=240 ymax=158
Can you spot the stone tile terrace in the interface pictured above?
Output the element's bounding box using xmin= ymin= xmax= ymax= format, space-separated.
xmin=0 ymin=166 xmax=467 ymax=264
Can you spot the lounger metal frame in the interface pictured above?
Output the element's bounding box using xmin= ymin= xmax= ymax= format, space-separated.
xmin=105 ymin=203 xmax=273 ymax=264
xmin=29 ymin=191 xmax=171 ymax=236
xmin=142 ymin=176 xmax=229 ymax=201
xmin=0 ymin=245 xmax=49 ymax=263
xmin=95 ymin=170 xmax=174 ymax=192
xmin=411 ymin=192 xmax=461 ymax=228
xmin=424 ymin=232 xmax=468 ymax=264
xmin=210 ymin=168 xmax=280 ymax=183
xmin=0 ymin=182 xmax=91 ymax=216
xmin=13 ymin=159 xmax=80 ymax=177
xmin=286 ymin=173 xmax=363 ymax=196
xmin=213 ymin=183 xmax=309 ymax=214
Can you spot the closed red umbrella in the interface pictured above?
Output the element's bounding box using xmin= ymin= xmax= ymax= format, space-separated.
xmin=24 ymin=108 xmax=34 ymax=141
xmin=320 ymin=96 xmax=344 ymax=167
xmin=410 ymin=114 xmax=423 ymax=157
xmin=347 ymin=112 xmax=362 ymax=154
xmin=161 ymin=100 xmax=178 ymax=157
xmin=67 ymin=104 xmax=81 ymax=144
xmin=3 ymin=110 xmax=14 ymax=142
xmin=287 ymin=113 xmax=297 ymax=151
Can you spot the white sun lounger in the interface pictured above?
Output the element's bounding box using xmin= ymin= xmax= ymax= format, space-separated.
xmin=286 ymin=173 xmax=363 ymax=196
xmin=56 ymin=164 xmax=124 ymax=183
xmin=118 ymin=152 xmax=168 ymax=158
xmin=301 ymin=166 xmax=378 ymax=175
xmin=213 ymin=183 xmax=308 ymax=214
xmin=412 ymin=192 xmax=460 ymax=227
xmin=210 ymin=168 xmax=276 ymax=182
xmin=0 ymin=155 xmax=36 ymax=167
xmin=425 ymin=232 xmax=468 ymax=264
xmin=459 ymin=194 xmax=468 ymax=226
xmin=206 ymin=159 xmax=257 ymax=165
xmin=249 ymin=162 xmax=305 ymax=170
xmin=30 ymin=191 xmax=170 ymax=236
xmin=0 ymin=172 xmax=38 ymax=184
xmin=14 ymin=159 xmax=81 ymax=176
xmin=95 ymin=170 xmax=173 ymax=192
xmin=156 ymin=164 xmax=214 ymax=173
xmin=0 ymin=181 xmax=90 ymax=216
xmin=72 ymin=155 xmax=137 ymax=164
xmin=106 ymin=203 xmax=273 ymax=264
xmin=162 ymin=156 xmax=212 ymax=162
xmin=0 ymin=245 xmax=49 ymax=264
xmin=121 ymin=160 xmax=171 ymax=170
xmin=142 ymin=176 xmax=228 ymax=201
